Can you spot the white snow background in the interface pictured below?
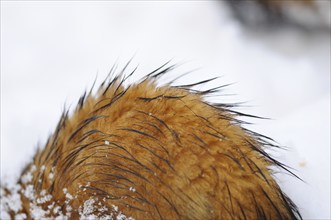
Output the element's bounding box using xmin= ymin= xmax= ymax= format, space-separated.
xmin=1 ymin=1 xmax=330 ymax=219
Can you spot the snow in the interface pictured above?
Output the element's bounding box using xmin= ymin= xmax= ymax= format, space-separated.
xmin=36 ymin=190 xmax=52 ymax=204
xmin=14 ymin=213 xmax=27 ymax=220
xmin=23 ymin=184 xmax=36 ymax=201
xmin=81 ymin=198 xmax=96 ymax=216
xmin=40 ymin=165 xmax=46 ymax=172
xmin=129 ymin=187 xmax=136 ymax=192
xmin=1 ymin=1 xmax=330 ymax=219
xmin=48 ymin=172 xmax=54 ymax=180
xmin=20 ymin=171 xmax=33 ymax=184
xmin=65 ymin=192 xmax=73 ymax=200
xmin=0 ymin=184 xmax=22 ymax=214
xmin=30 ymin=202 xmax=49 ymax=219
xmin=1 ymin=179 xmax=134 ymax=219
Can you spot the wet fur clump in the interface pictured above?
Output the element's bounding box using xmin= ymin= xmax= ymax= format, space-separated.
xmin=1 ymin=62 xmax=301 ymax=219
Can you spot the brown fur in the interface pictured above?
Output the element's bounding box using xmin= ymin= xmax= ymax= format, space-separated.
xmin=224 ymin=0 xmax=326 ymax=30
xmin=1 ymin=64 xmax=301 ymax=219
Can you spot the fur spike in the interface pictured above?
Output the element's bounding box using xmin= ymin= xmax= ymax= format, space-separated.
xmin=1 ymin=62 xmax=301 ymax=220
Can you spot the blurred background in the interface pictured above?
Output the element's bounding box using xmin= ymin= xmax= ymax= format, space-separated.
xmin=1 ymin=1 xmax=330 ymax=219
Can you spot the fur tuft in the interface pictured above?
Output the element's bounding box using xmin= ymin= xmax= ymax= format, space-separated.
xmin=1 ymin=62 xmax=301 ymax=219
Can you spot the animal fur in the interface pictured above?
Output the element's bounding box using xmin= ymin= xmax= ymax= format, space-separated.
xmin=224 ymin=0 xmax=330 ymax=31
xmin=1 ymin=62 xmax=301 ymax=219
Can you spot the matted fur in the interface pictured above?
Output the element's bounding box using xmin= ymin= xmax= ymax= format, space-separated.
xmin=1 ymin=62 xmax=301 ymax=219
